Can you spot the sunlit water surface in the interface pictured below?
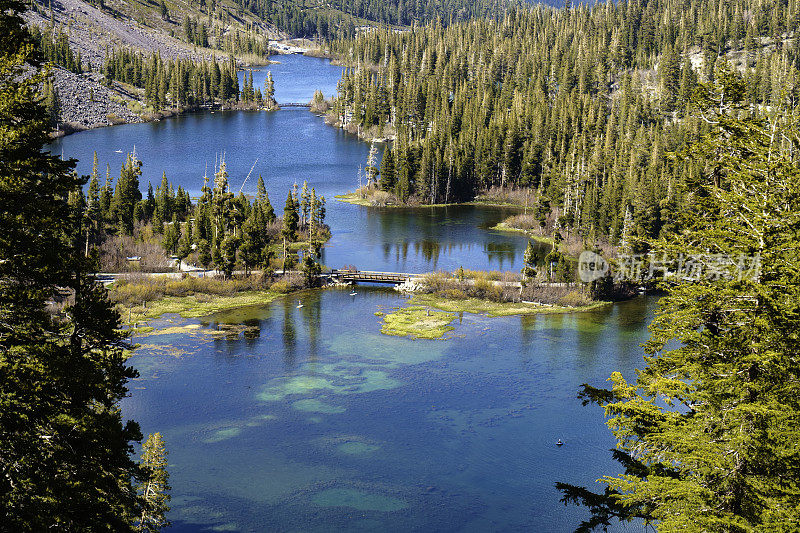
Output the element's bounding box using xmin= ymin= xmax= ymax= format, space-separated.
xmin=123 ymin=290 xmax=654 ymax=531
xmin=51 ymin=54 xmax=653 ymax=531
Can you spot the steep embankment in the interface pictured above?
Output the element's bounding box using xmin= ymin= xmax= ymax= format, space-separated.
xmin=25 ymin=0 xmax=285 ymax=134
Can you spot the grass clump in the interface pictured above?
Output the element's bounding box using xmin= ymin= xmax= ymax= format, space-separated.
xmin=380 ymin=305 xmax=456 ymax=339
xmin=412 ymin=269 xmax=602 ymax=315
xmin=110 ymin=274 xmax=286 ymax=324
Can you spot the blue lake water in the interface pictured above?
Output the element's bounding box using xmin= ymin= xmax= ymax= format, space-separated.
xmin=51 ymin=54 xmax=652 ymax=531
xmin=48 ymin=55 xmax=533 ymax=273
xmin=124 ymin=289 xmax=654 ymax=532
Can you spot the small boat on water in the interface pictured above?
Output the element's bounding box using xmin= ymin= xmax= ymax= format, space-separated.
xmin=296 ymin=300 xmax=303 ymax=308
xmin=114 ymin=149 xmax=122 ymax=153
xmin=349 ymin=291 xmax=357 ymax=296
xmin=556 ymin=439 xmax=564 ymax=446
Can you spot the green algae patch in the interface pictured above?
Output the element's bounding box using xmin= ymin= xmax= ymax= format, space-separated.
xmin=380 ymin=305 xmax=456 ymax=339
xmin=258 ymin=364 xmax=403 ymax=406
xmin=408 ymin=293 xmax=609 ymax=317
xmin=121 ymin=290 xmax=281 ymax=324
xmin=292 ymin=399 xmax=345 ymax=414
xmin=202 ymin=427 xmax=242 ymax=444
xmin=326 ymin=331 xmax=447 ymax=365
xmin=338 ymin=441 xmax=380 ymax=455
xmin=311 ymin=488 xmax=407 ymax=512
xmin=257 ymin=375 xmax=338 ymax=402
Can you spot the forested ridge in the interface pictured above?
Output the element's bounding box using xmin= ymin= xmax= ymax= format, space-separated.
xmin=101 ymin=48 xmax=277 ymax=110
xmin=226 ymin=0 xmax=523 ymax=39
xmin=330 ymin=0 xmax=800 ymax=248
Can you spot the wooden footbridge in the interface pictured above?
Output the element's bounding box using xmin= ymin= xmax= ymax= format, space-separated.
xmin=328 ymin=269 xmax=423 ymax=285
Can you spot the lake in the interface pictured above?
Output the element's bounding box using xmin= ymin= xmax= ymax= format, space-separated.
xmin=125 ymin=289 xmax=653 ymax=532
xmin=52 ymin=54 xmax=650 ymax=532
xmin=49 ymin=55 xmax=533 ymax=274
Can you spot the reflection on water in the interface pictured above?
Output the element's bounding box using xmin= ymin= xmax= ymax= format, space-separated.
xmin=123 ymin=289 xmax=656 ymax=532
xmin=49 ymin=55 xmax=541 ymax=273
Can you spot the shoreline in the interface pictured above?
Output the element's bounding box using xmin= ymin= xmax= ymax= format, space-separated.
xmin=335 ymin=191 xmax=536 ymax=211
xmin=120 ymin=282 xmax=612 ymax=337
xmin=48 ymin=50 xmax=334 ymax=140
xmin=50 ymin=100 xmax=282 ymax=140
xmin=488 ymin=222 xmax=555 ymax=245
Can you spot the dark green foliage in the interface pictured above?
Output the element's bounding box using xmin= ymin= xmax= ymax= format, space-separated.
xmin=219 ymin=234 xmax=240 ymax=277
xmin=111 ymin=153 xmax=143 ymax=235
xmin=379 ymin=145 xmax=396 ymax=191
xmin=301 ymin=250 xmax=322 ymax=287
xmin=136 ymin=433 xmax=171 ymax=532
xmin=256 ymin=174 xmax=275 ymax=222
xmin=560 ymin=66 xmax=800 ymax=532
xmin=162 ymin=216 xmax=181 ymax=255
xmin=103 ymin=50 xmax=240 ymax=110
xmin=0 ymin=0 xmax=142 ymax=528
xmin=282 ymin=190 xmax=299 ymax=242
xmin=521 ymin=240 xmax=537 ymax=280
xmin=331 ymin=0 xmax=800 ymax=244
xmin=29 ymin=23 xmax=82 ymax=73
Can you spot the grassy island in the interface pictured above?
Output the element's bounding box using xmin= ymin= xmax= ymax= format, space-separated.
xmin=379 ymin=305 xmax=457 ymax=339
xmin=408 ymin=293 xmax=608 ymax=317
xmin=111 ymin=274 xmax=304 ymax=326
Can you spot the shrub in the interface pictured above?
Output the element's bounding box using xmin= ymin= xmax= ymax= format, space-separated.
xmin=557 ymin=290 xmax=593 ymax=307
xmin=270 ymin=280 xmax=291 ymax=293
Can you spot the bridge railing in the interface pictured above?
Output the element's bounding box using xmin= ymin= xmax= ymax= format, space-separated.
xmin=329 ymin=269 xmax=423 ymax=283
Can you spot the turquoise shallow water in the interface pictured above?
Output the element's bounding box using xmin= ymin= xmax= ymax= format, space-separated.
xmin=123 ymin=288 xmax=655 ymax=532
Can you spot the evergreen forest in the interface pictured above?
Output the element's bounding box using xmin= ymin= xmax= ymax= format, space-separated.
xmin=330 ymin=0 xmax=800 ymax=250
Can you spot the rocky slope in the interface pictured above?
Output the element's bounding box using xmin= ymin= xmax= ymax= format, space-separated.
xmin=25 ymin=0 xmax=286 ymax=134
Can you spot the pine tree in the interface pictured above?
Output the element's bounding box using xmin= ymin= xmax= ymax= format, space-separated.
xmin=220 ymin=234 xmax=239 ymax=277
xmin=176 ymin=220 xmax=192 ymax=270
xmin=264 ymin=70 xmax=275 ymax=103
xmin=100 ymin=163 xmax=113 ymax=223
xmin=1 ymin=3 xmax=142 ymax=527
xmin=212 ymin=160 xmax=233 ymax=238
xmin=112 ymin=153 xmax=142 ymax=235
xmin=162 ymin=215 xmax=181 ymax=255
xmin=197 ymin=238 xmax=212 ymax=270
xmin=136 ymin=433 xmax=171 ymax=532
xmin=299 ymin=180 xmax=310 ymax=227
xmin=521 ymin=240 xmax=537 ymax=280
xmin=379 ymin=144 xmax=396 ymax=191
xmin=86 ymin=151 xmax=101 ymax=250
xmin=365 ymin=141 xmax=379 ymax=186
xmin=559 ymin=65 xmax=800 ymax=532
xmin=282 ymin=190 xmax=298 ymax=242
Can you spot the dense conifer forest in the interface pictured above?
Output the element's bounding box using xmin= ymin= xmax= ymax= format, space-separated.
xmin=101 ymin=49 xmax=277 ymax=109
xmin=330 ymin=0 xmax=800 ymax=249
